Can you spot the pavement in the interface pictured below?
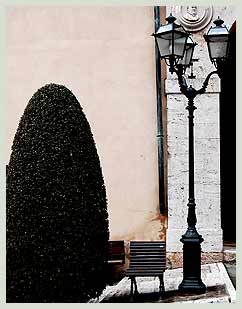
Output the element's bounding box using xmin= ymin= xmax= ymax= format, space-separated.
xmin=223 ymin=242 xmax=236 ymax=288
xmin=224 ymin=262 xmax=236 ymax=288
xmin=89 ymin=263 xmax=236 ymax=303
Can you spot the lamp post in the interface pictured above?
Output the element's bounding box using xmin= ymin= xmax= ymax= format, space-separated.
xmin=153 ymin=14 xmax=230 ymax=293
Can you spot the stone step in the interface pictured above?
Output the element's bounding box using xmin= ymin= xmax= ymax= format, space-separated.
xmin=223 ymin=243 xmax=236 ymax=263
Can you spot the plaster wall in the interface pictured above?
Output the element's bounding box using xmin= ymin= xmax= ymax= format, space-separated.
xmin=5 ymin=6 xmax=164 ymax=241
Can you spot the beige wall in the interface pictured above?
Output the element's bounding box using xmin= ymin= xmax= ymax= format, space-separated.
xmin=5 ymin=6 xmax=165 ymax=240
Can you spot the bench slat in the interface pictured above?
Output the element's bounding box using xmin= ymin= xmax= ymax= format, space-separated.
xmin=128 ymin=264 xmax=165 ymax=267
xmin=130 ymin=241 xmax=165 ymax=244
xmin=130 ymin=247 xmax=165 ymax=250
xmin=128 ymin=270 xmax=166 ymax=273
xmin=130 ymin=261 xmax=165 ymax=263
xmin=131 ymin=247 xmax=165 ymax=249
xmin=130 ymin=253 xmax=166 ymax=259
xmin=131 ymin=245 xmax=165 ymax=248
xmin=130 ymin=263 xmax=166 ymax=266
xmin=127 ymin=270 xmax=164 ymax=277
xmin=131 ymin=244 xmax=165 ymax=247
xmin=128 ymin=268 xmax=164 ymax=274
xmin=130 ymin=266 xmax=166 ymax=268
xmin=131 ymin=251 xmax=165 ymax=254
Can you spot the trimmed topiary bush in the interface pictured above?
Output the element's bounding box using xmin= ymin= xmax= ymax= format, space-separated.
xmin=7 ymin=83 xmax=109 ymax=302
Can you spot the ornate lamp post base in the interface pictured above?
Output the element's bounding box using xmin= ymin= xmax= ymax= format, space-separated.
xmin=178 ymin=227 xmax=206 ymax=293
xmin=179 ymin=278 xmax=206 ymax=293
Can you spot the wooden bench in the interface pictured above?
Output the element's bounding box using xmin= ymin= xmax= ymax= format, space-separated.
xmin=125 ymin=241 xmax=166 ymax=298
xmin=108 ymin=240 xmax=125 ymax=265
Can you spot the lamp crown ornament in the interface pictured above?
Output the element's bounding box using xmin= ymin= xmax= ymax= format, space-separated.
xmin=214 ymin=16 xmax=224 ymax=26
xmin=166 ymin=13 xmax=176 ymax=23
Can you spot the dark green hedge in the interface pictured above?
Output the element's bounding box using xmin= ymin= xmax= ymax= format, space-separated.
xmin=7 ymin=83 xmax=109 ymax=302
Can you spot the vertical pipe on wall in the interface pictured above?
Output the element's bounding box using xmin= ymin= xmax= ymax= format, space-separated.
xmin=154 ymin=6 xmax=165 ymax=214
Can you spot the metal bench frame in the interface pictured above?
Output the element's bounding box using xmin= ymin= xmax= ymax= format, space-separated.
xmin=125 ymin=241 xmax=166 ymax=299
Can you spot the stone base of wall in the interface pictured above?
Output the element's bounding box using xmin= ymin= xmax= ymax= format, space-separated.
xmin=108 ymin=251 xmax=228 ymax=282
xmin=223 ymin=249 xmax=236 ymax=263
xmin=108 ymin=241 xmax=236 ymax=282
xmin=166 ymin=251 xmax=235 ymax=269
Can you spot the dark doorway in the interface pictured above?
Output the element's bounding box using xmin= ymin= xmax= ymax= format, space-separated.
xmin=220 ymin=21 xmax=236 ymax=242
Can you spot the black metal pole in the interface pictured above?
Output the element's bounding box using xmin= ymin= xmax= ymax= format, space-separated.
xmin=154 ymin=6 xmax=165 ymax=214
xmin=178 ymin=96 xmax=206 ymax=293
xmin=172 ymin=68 xmax=218 ymax=293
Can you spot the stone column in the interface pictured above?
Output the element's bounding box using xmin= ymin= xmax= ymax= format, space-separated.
xmin=166 ymin=78 xmax=223 ymax=254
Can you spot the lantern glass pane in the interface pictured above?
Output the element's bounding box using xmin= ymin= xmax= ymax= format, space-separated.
xmin=156 ymin=23 xmax=173 ymax=35
xmin=154 ymin=23 xmax=189 ymax=58
xmin=209 ymin=40 xmax=228 ymax=59
xmin=208 ymin=35 xmax=229 ymax=42
xmin=156 ymin=37 xmax=172 ymax=57
xmin=178 ymin=45 xmax=193 ymax=66
xmin=208 ymin=26 xmax=229 ymax=36
xmin=173 ymin=36 xmax=187 ymax=57
xmin=157 ymin=30 xmax=186 ymax=41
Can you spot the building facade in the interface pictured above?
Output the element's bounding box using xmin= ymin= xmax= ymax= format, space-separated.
xmin=5 ymin=5 xmax=236 ymax=267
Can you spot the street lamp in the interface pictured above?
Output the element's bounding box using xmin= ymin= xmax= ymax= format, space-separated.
xmin=204 ymin=16 xmax=230 ymax=72
xmin=153 ymin=14 xmax=230 ymax=293
xmin=154 ymin=14 xmax=189 ymax=70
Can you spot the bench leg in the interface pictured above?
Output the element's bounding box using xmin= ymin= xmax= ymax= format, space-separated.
xmin=133 ymin=277 xmax=139 ymax=296
xmin=130 ymin=277 xmax=134 ymax=301
xmin=159 ymin=275 xmax=165 ymax=297
xmin=130 ymin=277 xmax=139 ymax=301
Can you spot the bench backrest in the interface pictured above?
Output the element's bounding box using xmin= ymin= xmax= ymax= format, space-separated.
xmin=128 ymin=241 xmax=166 ymax=274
